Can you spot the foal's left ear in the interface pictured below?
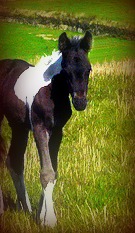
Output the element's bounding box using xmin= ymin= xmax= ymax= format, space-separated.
xmin=80 ymin=31 xmax=92 ymax=53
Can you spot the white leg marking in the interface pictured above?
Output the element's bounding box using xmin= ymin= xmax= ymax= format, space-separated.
xmin=40 ymin=180 xmax=57 ymax=228
xmin=10 ymin=168 xmax=32 ymax=212
xmin=25 ymin=190 xmax=32 ymax=212
xmin=39 ymin=190 xmax=46 ymax=225
xmin=45 ymin=180 xmax=57 ymax=227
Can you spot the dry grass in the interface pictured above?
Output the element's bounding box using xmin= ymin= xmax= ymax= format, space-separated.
xmin=0 ymin=59 xmax=135 ymax=233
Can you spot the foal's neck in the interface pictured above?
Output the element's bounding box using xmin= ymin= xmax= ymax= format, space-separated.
xmin=51 ymin=72 xmax=69 ymax=103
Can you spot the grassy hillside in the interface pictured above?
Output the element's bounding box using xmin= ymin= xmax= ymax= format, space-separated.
xmin=2 ymin=0 xmax=135 ymax=27
xmin=0 ymin=22 xmax=135 ymax=63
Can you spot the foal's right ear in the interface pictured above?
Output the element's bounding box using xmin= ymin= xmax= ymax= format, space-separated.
xmin=58 ymin=32 xmax=71 ymax=52
xmin=80 ymin=31 xmax=92 ymax=53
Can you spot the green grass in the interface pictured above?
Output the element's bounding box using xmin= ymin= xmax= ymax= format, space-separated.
xmin=0 ymin=16 xmax=135 ymax=233
xmin=0 ymin=22 xmax=135 ymax=63
xmin=0 ymin=60 xmax=135 ymax=233
xmin=3 ymin=0 xmax=135 ymax=27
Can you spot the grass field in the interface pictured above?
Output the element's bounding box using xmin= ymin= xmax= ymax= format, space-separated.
xmin=0 ymin=22 xmax=135 ymax=63
xmin=0 ymin=1 xmax=135 ymax=232
xmin=0 ymin=59 xmax=135 ymax=233
xmin=2 ymin=0 xmax=135 ymax=27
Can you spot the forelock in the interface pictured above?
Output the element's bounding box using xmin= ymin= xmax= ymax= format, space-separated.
xmin=70 ymin=36 xmax=81 ymax=48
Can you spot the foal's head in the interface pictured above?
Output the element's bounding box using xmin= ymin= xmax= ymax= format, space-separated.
xmin=59 ymin=31 xmax=92 ymax=111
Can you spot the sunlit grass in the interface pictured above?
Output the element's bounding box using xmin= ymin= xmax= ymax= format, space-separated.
xmin=0 ymin=59 xmax=135 ymax=232
xmin=0 ymin=21 xmax=135 ymax=63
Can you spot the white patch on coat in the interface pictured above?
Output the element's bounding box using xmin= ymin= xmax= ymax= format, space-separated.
xmin=40 ymin=180 xmax=57 ymax=228
xmin=14 ymin=51 xmax=62 ymax=109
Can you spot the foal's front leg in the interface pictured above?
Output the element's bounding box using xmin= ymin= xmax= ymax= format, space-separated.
xmin=33 ymin=124 xmax=57 ymax=228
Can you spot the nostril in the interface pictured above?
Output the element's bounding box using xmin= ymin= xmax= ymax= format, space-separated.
xmin=74 ymin=91 xmax=86 ymax=99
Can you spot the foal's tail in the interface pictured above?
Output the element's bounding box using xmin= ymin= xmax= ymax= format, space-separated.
xmin=0 ymin=116 xmax=6 ymax=166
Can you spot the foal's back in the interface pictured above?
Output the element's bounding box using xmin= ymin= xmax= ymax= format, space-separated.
xmin=0 ymin=59 xmax=31 ymax=93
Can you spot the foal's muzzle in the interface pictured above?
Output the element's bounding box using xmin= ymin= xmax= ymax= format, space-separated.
xmin=72 ymin=91 xmax=87 ymax=111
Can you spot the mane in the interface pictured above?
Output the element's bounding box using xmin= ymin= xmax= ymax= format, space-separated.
xmin=36 ymin=50 xmax=61 ymax=68
xmin=70 ymin=36 xmax=81 ymax=48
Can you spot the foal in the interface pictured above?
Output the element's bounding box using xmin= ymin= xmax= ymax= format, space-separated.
xmin=0 ymin=31 xmax=92 ymax=227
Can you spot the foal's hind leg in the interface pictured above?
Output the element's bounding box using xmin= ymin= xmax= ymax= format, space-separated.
xmin=6 ymin=125 xmax=32 ymax=212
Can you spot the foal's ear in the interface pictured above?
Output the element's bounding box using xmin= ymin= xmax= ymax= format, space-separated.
xmin=58 ymin=32 xmax=71 ymax=52
xmin=80 ymin=31 xmax=92 ymax=53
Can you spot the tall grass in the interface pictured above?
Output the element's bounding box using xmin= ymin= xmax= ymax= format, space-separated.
xmin=0 ymin=59 xmax=135 ymax=233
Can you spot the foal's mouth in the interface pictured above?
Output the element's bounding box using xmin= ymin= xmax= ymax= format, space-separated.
xmin=72 ymin=91 xmax=87 ymax=111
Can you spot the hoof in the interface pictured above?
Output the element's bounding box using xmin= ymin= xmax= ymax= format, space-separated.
xmin=40 ymin=214 xmax=57 ymax=228
xmin=45 ymin=214 xmax=57 ymax=228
